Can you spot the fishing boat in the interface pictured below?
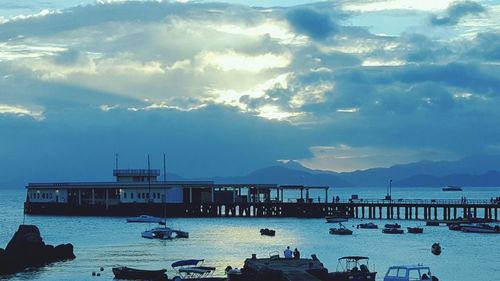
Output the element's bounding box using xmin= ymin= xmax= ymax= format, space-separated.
xmin=126 ymin=215 xmax=166 ymax=225
xmin=112 ymin=266 xmax=167 ymax=280
xmin=329 ymin=223 xmax=353 ymax=235
xmin=382 ymin=228 xmax=404 ymax=234
xmin=141 ymin=227 xmax=189 ymax=239
xmin=442 ymin=185 xmax=462 ymax=191
xmin=329 ymin=256 xmax=377 ymax=281
xmin=460 ymin=223 xmax=500 ymax=233
xmin=407 ymin=227 xmax=423 ymax=234
xmin=357 ymin=222 xmax=378 ymax=229
xmin=171 ymin=259 xmax=216 ymax=279
xmin=383 ymin=265 xmax=437 ymax=281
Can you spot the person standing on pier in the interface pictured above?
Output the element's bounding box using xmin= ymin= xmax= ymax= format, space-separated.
xmin=284 ymin=246 xmax=293 ymax=258
xmin=293 ymin=248 xmax=300 ymax=259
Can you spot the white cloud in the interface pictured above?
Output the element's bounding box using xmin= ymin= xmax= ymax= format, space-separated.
xmin=0 ymin=104 xmax=44 ymax=120
xmin=196 ymin=50 xmax=291 ymax=72
xmin=342 ymin=0 xmax=455 ymax=12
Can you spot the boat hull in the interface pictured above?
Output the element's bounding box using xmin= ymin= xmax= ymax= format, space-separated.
xmin=112 ymin=266 xmax=167 ymax=280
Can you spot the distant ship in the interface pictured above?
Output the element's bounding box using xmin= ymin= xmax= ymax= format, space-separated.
xmin=442 ymin=186 xmax=462 ymax=191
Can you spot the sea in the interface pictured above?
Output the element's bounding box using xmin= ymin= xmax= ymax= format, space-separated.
xmin=1 ymin=186 xmax=499 ymax=281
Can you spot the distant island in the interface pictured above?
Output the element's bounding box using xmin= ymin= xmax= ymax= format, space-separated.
xmin=194 ymin=154 xmax=500 ymax=187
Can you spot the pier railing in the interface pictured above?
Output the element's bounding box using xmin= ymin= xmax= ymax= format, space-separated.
xmin=335 ymin=198 xmax=496 ymax=205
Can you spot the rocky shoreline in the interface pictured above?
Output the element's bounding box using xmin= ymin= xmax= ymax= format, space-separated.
xmin=0 ymin=225 xmax=75 ymax=275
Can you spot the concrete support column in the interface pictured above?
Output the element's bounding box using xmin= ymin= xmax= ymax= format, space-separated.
xmin=415 ymin=207 xmax=419 ymax=220
xmin=189 ymin=187 xmax=193 ymax=204
xmin=105 ymin=189 xmax=109 ymax=209
xmin=454 ymin=208 xmax=457 ymax=219
xmin=474 ymin=208 xmax=477 ymax=218
xmin=78 ymin=189 xmax=81 ymax=205
xmin=362 ymin=206 xmax=365 ymax=218
xmin=91 ymin=188 xmax=95 ymax=205
xmin=434 ymin=207 xmax=438 ymax=220
xmin=211 ymin=187 xmax=215 ymax=203
xmin=397 ymin=207 xmax=400 ymax=219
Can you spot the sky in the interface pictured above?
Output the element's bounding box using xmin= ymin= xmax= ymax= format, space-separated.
xmin=1 ymin=0 xmax=500 ymax=186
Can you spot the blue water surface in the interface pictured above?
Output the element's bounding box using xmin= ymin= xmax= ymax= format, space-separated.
xmin=0 ymin=187 xmax=499 ymax=281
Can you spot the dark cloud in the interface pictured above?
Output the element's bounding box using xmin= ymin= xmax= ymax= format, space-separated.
xmin=430 ymin=1 xmax=485 ymax=26
xmin=466 ymin=32 xmax=500 ymax=62
xmin=285 ymin=7 xmax=338 ymax=40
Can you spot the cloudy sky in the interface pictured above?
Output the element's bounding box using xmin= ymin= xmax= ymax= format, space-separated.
xmin=1 ymin=0 xmax=499 ymax=185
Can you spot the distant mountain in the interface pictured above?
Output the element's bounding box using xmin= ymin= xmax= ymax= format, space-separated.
xmin=200 ymin=165 xmax=352 ymax=187
xmin=210 ymin=154 xmax=500 ymax=187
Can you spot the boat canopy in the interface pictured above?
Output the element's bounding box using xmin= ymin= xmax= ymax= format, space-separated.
xmin=339 ymin=256 xmax=369 ymax=261
xmin=171 ymin=259 xmax=204 ymax=268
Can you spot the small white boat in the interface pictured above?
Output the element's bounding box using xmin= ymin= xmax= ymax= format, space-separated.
xmin=126 ymin=215 xmax=166 ymax=224
xmin=461 ymin=223 xmax=500 ymax=233
xmin=142 ymin=227 xmax=189 ymax=239
xmin=442 ymin=186 xmax=462 ymax=191
xmin=384 ymin=265 xmax=436 ymax=281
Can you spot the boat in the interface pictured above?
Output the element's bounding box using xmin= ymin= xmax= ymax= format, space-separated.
xmin=329 ymin=223 xmax=353 ymax=235
xmin=382 ymin=228 xmax=404 ymax=234
xmin=141 ymin=227 xmax=189 ymax=239
xmin=326 ymin=214 xmax=349 ymax=223
xmin=126 ymin=215 xmax=166 ymax=225
xmin=425 ymin=221 xmax=440 ymax=226
xmin=328 ymin=256 xmax=377 ymax=281
xmin=442 ymin=186 xmax=462 ymax=191
xmin=171 ymin=259 xmax=216 ymax=279
xmin=431 ymin=243 xmax=441 ymax=255
xmin=460 ymin=223 xmax=500 ymax=233
xmin=407 ymin=227 xmax=423 ymax=234
xmin=384 ymin=223 xmax=401 ymax=229
xmin=357 ymin=222 xmax=378 ymax=229
xmin=112 ymin=266 xmax=167 ymax=280
xmin=260 ymin=228 xmax=276 ymax=236
xmin=383 ymin=265 xmax=437 ymax=281
xmin=448 ymin=223 xmax=462 ymax=231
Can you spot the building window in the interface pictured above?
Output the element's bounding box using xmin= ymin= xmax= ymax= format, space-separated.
xmin=131 ymin=193 xmax=134 ymax=199
xmin=124 ymin=192 xmax=127 ymax=199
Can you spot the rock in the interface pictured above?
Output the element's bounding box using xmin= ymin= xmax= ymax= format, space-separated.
xmin=0 ymin=225 xmax=75 ymax=275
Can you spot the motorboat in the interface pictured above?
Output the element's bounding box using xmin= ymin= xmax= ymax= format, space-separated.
xmin=141 ymin=227 xmax=189 ymax=239
xmin=382 ymin=228 xmax=404 ymax=234
xmin=329 ymin=256 xmax=377 ymax=281
xmin=126 ymin=215 xmax=166 ymax=225
xmin=384 ymin=223 xmax=401 ymax=229
xmin=448 ymin=224 xmax=462 ymax=231
xmin=407 ymin=227 xmax=423 ymax=234
xmin=329 ymin=223 xmax=353 ymax=235
xmin=260 ymin=228 xmax=276 ymax=236
xmin=431 ymin=243 xmax=441 ymax=255
xmin=171 ymin=259 xmax=216 ymax=279
xmin=357 ymin=223 xmax=378 ymax=229
xmin=426 ymin=221 xmax=440 ymax=226
xmin=112 ymin=266 xmax=167 ymax=280
xmin=442 ymin=186 xmax=462 ymax=191
xmin=460 ymin=223 xmax=500 ymax=233
xmin=326 ymin=215 xmax=349 ymax=223
xmin=383 ymin=265 xmax=437 ymax=281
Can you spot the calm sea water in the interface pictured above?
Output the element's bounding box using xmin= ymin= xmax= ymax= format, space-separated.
xmin=1 ymin=187 xmax=499 ymax=281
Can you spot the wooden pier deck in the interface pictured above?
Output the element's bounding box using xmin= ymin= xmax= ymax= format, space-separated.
xmin=26 ymin=199 xmax=500 ymax=221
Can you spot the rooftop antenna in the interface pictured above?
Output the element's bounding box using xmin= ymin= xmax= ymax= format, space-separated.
xmin=163 ymin=153 xmax=167 ymax=222
xmin=115 ymin=153 xmax=119 ymax=170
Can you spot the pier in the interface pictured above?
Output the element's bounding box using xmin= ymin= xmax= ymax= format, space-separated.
xmin=25 ymin=199 xmax=499 ymax=221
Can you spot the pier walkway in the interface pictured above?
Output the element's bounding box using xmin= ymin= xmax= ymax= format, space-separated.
xmin=25 ymin=198 xmax=500 ymax=221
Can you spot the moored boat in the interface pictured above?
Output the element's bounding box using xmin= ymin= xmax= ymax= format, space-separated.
xmin=171 ymin=259 xmax=216 ymax=279
xmin=141 ymin=227 xmax=189 ymax=239
xmin=431 ymin=243 xmax=441 ymax=255
xmin=126 ymin=215 xmax=166 ymax=225
xmin=448 ymin=224 xmax=462 ymax=231
xmin=112 ymin=266 xmax=167 ymax=280
xmin=330 ymin=223 xmax=353 ymax=235
xmin=382 ymin=228 xmax=404 ymax=234
xmin=384 ymin=223 xmax=401 ymax=229
xmin=460 ymin=223 xmax=500 ymax=233
xmin=329 ymin=256 xmax=377 ymax=281
xmin=407 ymin=227 xmax=423 ymax=234
xmin=357 ymin=222 xmax=378 ymax=229
xmin=260 ymin=228 xmax=276 ymax=236
xmin=442 ymin=186 xmax=462 ymax=191
xmin=326 ymin=215 xmax=349 ymax=223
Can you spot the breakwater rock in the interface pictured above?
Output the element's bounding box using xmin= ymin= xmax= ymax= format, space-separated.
xmin=0 ymin=225 xmax=75 ymax=275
